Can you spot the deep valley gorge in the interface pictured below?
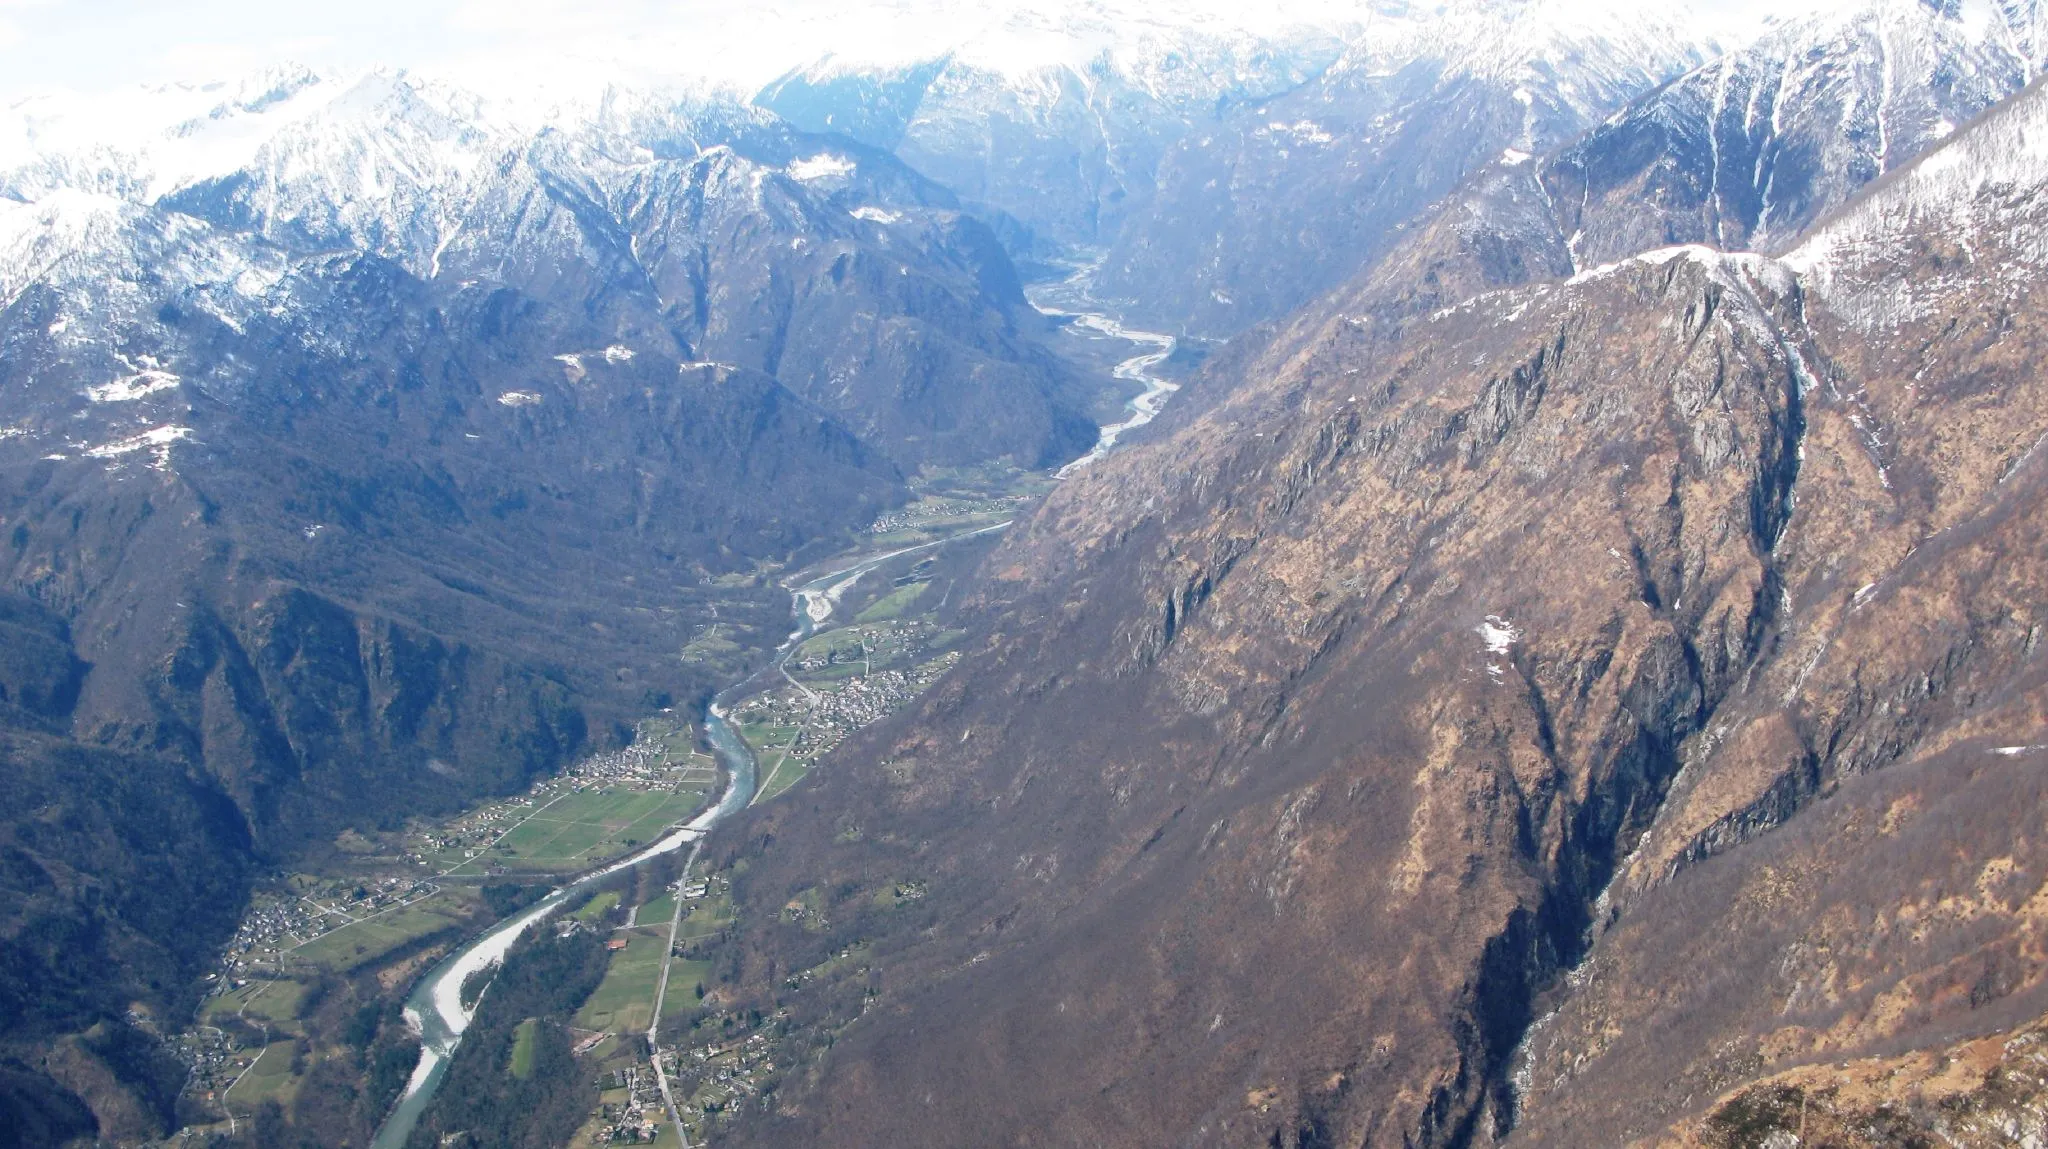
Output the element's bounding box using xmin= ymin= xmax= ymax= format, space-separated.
xmin=8 ymin=2 xmax=2048 ymax=1148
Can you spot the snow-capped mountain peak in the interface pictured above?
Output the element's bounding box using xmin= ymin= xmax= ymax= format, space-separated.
xmin=0 ymin=66 xmax=520 ymax=275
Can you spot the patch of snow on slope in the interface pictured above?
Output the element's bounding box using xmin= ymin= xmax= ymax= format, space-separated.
xmin=1267 ymin=120 xmax=1335 ymax=145
xmin=1566 ymin=244 xmax=1762 ymax=287
xmin=788 ymin=153 xmax=857 ymax=181
xmin=87 ymin=358 xmax=181 ymax=403
xmin=1333 ymin=0 xmax=1733 ymax=124
xmin=86 ymin=425 xmax=192 ymax=470
xmin=1787 ymin=78 xmax=2048 ymax=329
xmin=1479 ymin=615 xmax=1521 ymax=655
xmin=0 ymin=188 xmax=128 ymax=304
xmin=0 ymin=67 xmax=510 ymax=277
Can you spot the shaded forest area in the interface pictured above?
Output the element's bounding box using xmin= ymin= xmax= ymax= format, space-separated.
xmin=402 ymin=923 xmax=612 ymax=1149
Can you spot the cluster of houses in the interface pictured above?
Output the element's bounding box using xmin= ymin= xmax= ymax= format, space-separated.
xmin=592 ymin=1065 xmax=670 ymax=1144
xmin=736 ymin=638 xmax=965 ymax=785
xmin=862 ymin=492 xmax=1031 ymax=537
xmin=218 ymin=874 xmax=435 ymax=977
xmin=407 ymin=723 xmax=715 ymax=869
xmin=670 ymin=1028 xmax=779 ymax=1137
xmin=793 ymin=658 xmax=960 ymax=757
xmin=169 ymin=1024 xmax=250 ymax=1115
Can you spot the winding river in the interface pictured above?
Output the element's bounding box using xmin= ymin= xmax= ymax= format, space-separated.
xmin=1027 ymin=254 xmax=1181 ymax=476
xmin=369 ymin=276 xmax=1178 ymax=1148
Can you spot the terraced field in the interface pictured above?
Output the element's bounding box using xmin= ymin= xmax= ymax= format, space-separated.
xmin=223 ymin=1039 xmax=301 ymax=1112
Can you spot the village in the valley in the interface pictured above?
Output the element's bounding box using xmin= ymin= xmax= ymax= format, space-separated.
xmin=572 ymin=492 xmax=1004 ymax=1144
xmin=168 ymin=715 xmax=728 ymax=1139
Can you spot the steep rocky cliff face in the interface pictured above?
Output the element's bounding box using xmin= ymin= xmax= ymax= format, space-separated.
xmin=701 ymin=73 xmax=2048 ymax=1149
xmin=1511 ymin=71 xmax=2048 ymax=1148
xmin=716 ymin=242 xmax=1811 ymax=1149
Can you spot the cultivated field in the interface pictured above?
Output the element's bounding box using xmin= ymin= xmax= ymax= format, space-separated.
xmin=575 ymin=928 xmax=671 ymax=1033
xmin=638 ymin=891 xmax=677 ymax=926
xmin=447 ymin=788 xmax=705 ymax=875
xmin=291 ymin=891 xmax=474 ymax=971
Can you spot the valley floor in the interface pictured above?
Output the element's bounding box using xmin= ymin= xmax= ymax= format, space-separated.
xmin=168 ymin=711 xmax=723 ymax=1140
xmin=157 ymin=276 xmax=1183 ymax=1149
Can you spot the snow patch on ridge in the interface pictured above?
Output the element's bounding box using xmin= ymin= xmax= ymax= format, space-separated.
xmin=86 ymin=425 xmax=192 ymax=470
xmin=1787 ymin=79 xmax=2048 ymax=331
xmin=1565 ymin=245 xmax=1797 ymax=302
xmin=1266 ymin=120 xmax=1334 ymax=145
xmin=788 ymin=153 xmax=856 ymax=182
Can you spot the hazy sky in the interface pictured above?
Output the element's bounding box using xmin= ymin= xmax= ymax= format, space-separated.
xmin=0 ymin=0 xmax=1832 ymax=103
xmin=0 ymin=0 xmax=609 ymax=96
xmin=0 ymin=0 xmax=1364 ymax=101
xmin=0 ymin=1 xmax=414 ymax=95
